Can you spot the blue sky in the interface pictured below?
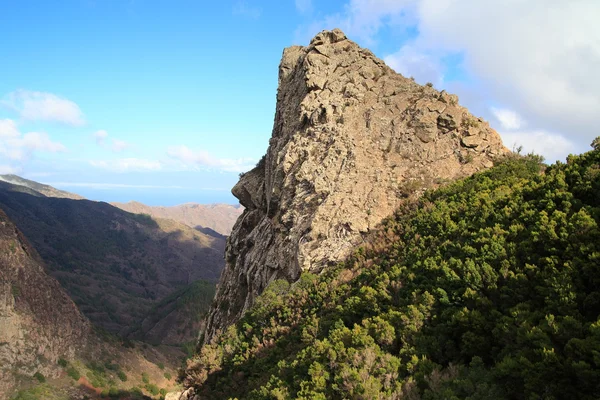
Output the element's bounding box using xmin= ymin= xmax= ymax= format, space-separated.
xmin=1 ymin=0 xmax=598 ymax=205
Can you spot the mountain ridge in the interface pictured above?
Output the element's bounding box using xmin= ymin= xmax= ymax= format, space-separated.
xmin=112 ymin=201 xmax=243 ymax=236
xmin=0 ymin=180 xmax=226 ymax=339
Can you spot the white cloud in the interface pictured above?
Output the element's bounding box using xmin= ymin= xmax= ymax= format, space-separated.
xmin=0 ymin=119 xmax=20 ymax=139
xmin=2 ymin=90 xmax=85 ymax=126
xmin=384 ymin=45 xmax=443 ymax=86
xmin=89 ymin=158 xmax=162 ymax=172
xmin=93 ymin=130 xmax=108 ymax=145
xmin=296 ymin=0 xmax=416 ymax=44
xmin=18 ymin=132 xmax=67 ymax=153
xmin=167 ymin=145 xmax=255 ymax=173
xmin=412 ymin=0 xmax=600 ymax=143
xmin=0 ymin=120 xmax=66 ymax=170
xmin=111 ymin=139 xmax=130 ymax=152
xmin=299 ymin=0 xmax=599 ymax=160
xmin=491 ymin=108 xmax=524 ymax=131
xmin=295 ymin=0 xmax=312 ymax=13
xmin=92 ymin=130 xmax=131 ymax=152
xmin=499 ymin=130 xmax=577 ymax=163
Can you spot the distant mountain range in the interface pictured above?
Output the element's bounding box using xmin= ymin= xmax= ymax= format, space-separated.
xmin=0 ymin=176 xmax=234 ymax=343
xmin=111 ymin=201 xmax=243 ymax=236
xmin=0 ymin=174 xmax=84 ymax=200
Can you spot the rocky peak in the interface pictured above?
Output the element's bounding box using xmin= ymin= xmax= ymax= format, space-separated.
xmin=203 ymin=29 xmax=507 ymax=341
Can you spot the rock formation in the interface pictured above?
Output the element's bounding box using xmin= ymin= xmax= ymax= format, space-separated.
xmin=0 ymin=208 xmax=90 ymax=396
xmin=203 ymin=29 xmax=508 ymax=342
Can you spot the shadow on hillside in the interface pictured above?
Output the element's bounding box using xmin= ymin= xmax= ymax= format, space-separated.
xmin=0 ymin=186 xmax=227 ymax=336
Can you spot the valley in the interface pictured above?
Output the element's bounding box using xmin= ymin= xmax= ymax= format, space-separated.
xmin=0 ymin=8 xmax=597 ymax=399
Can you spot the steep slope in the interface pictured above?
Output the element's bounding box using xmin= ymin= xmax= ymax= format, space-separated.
xmin=112 ymin=201 xmax=243 ymax=236
xmin=184 ymin=146 xmax=600 ymax=399
xmin=0 ymin=174 xmax=84 ymax=200
xmin=130 ymin=280 xmax=216 ymax=346
xmin=0 ymin=182 xmax=225 ymax=337
xmin=0 ymin=207 xmax=91 ymax=396
xmin=203 ymin=29 xmax=507 ymax=341
xmin=0 ymin=208 xmax=186 ymax=400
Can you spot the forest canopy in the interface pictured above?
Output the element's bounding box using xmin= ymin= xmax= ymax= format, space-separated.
xmin=185 ymin=141 xmax=600 ymax=400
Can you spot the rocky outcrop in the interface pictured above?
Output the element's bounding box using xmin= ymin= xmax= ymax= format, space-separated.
xmin=203 ymin=29 xmax=508 ymax=341
xmin=0 ymin=208 xmax=91 ymax=397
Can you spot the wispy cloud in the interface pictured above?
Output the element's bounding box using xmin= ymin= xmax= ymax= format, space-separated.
xmin=167 ymin=145 xmax=255 ymax=173
xmin=384 ymin=45 xmax=443 ymax=86
xmin=491 ymin=107 xmax=524 ymax=131
xmin=499 ymin=130 xmax=576 ymax=163
xmin=111 ymin=139 xmax=130 ymax=152
xmin=0 ymin=119 xmax=66 ymax=169
xmin=89 ymin=158 xmax=162 ymax=172
xmin=233 ymin=1 xmax=261 ymax=19
xmin=0 ymin=119 xmax=20 ymax=139
xmin=93 ymin=130 xmax=108 ymax=145
xmin=297 ymin=0 xmax=599 ymax=161
xmin=92 ymin=130 xmax=130 ymax=152
xmin=2 ymin=89 xmax=85 ymax=126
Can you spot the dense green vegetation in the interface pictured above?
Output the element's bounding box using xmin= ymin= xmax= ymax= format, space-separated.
xmin=185 ymin=143 xmax=600 ymax=399
xmin=130 ymin=280 xmax=216 ymax=345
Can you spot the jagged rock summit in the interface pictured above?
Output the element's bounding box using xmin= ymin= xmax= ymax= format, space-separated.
xmin=203 ymin=29 xmax=508 ymax=341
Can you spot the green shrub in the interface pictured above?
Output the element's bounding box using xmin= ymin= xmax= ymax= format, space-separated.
xmin=157 ymin=362 xmax=164 ymax=370
xmin=145 ymin=383 xmax=159 ymax=395
xmin=163 ymin=372 xmax=172 ymax=380
xmin=117 ymin=370 xmax=127 ymax=382
xmin=33 ymin=372 xmax=45 ymax=383
xmin=184 ymin=148 xmax=600 ymax=399
xmin=57 ymin=358 xmax=67 ymax=368
xmin=67 ymin=366 xmax=80 ymax=380
xmin=141 ymin=372 xmax=149 ymax=384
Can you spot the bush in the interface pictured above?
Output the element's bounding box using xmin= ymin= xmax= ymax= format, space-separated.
xmin=157 ymin=362 xmax=164 ymax=370
xmin=117 ymin=370 xmax=127 ymax=382
xmin=33 ymin=372 xmax=45 ymax=383
xmin=67 ymin=366 xmax=80 ymax=380
xmin=57 ymin=358 xmax=67 ymax=368
xmin=145 ymin=383 xmax=159 ymax=395
xmin=141 ymin=372 xmax=149 ymax=384
xmin=163 ymin=372 xmax=172 ymax=380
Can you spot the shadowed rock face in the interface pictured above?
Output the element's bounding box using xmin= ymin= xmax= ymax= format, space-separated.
xmin=0 ymin=208 xmax=91 ymax=396
xmin=203 ymin=29 xmax=508 ymax=341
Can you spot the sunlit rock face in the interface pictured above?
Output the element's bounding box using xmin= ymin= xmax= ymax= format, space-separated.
xmin=203 ymin=29 xmax=507 ymax=342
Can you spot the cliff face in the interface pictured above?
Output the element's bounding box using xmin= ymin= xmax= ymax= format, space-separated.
xmin=203 ymin=29 xmax=508 ymax=341
xmin=0 ymin=208 xmax=90 ymax=396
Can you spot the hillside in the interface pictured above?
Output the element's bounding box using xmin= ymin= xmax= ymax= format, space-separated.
xmin=0 ymin=181 xmax=225 ymax=338
xmin=112 ymin=201 xmax=243 ymax=236
xmin=130 ymin=280 xmax=216 ymax=346
xmin=0 ymin=207 xmax=90 ymax=396
xmin=182 ymin=143 xmax=600 ymax=399
xmin=0 ymin=207 xmax=186 ymax=400
xmin=0 ymin=175 xmax=84 ymax=200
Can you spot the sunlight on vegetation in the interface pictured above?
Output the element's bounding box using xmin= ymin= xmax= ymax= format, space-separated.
xmin=184 ymin=143 xmax=600 ymax=399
